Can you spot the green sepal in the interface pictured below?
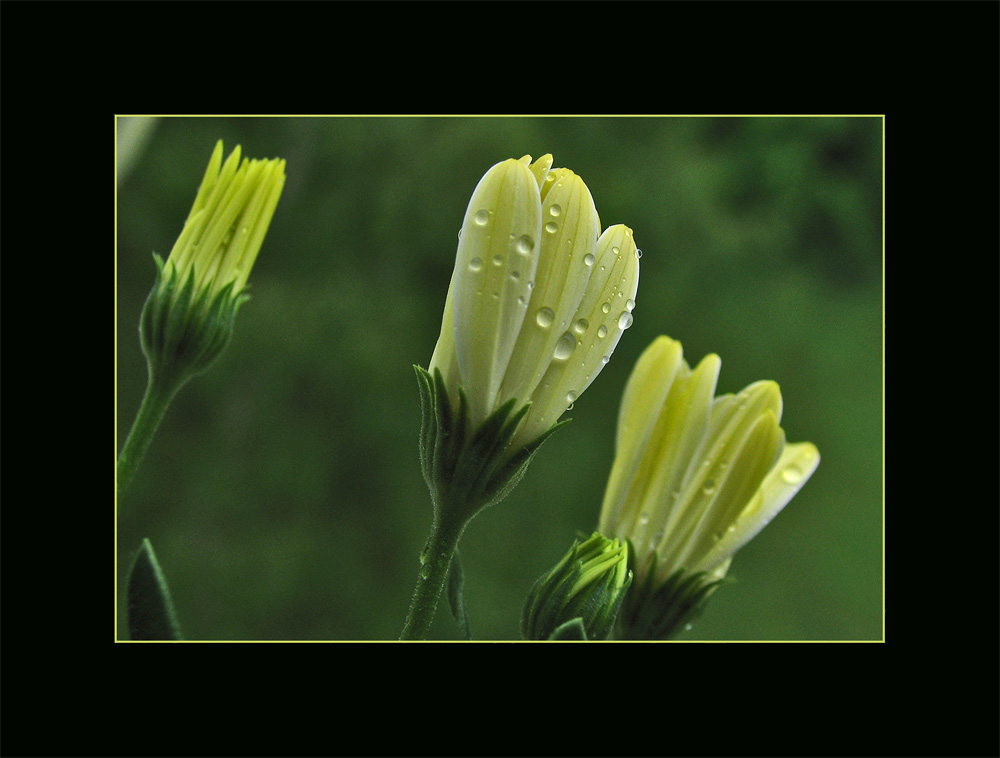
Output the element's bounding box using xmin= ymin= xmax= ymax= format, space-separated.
xmin=615 ymin=540 xmax=728 ymax=640
xmin=414 ymin=365 xmax=566 ymax=526
xmin=126 ymin=539 xmax=183 ymax=641
xmin=446 ymin=549 xmax=473 ymax=640
xmin=140 ymin=254 xmax=246 ymax=391
xmin=547 ymin=618 xmax=588 ymax=641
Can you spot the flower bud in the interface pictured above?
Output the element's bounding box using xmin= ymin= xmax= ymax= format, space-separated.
xmin=420 ymin=154 xmax=640 ymax=525
xmin=139 ymin=141 xmax=286 ymax=390
xmin=521 ymin=532 xmax=631 ymax=641
xmin=599 ymin=336 xmax=820 ymax=639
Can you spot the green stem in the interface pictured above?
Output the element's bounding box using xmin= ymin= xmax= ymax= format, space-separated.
xmin=399 ymin=513 xmax=467 ymax=640
xmin=117 ymin=373 xmax=181 ymax=496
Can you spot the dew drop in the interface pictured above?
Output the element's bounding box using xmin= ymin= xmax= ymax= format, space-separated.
xmin=553 ymin=331 xmax=577 ymax=360
xmin=781 ymin=465 xmax=804 ymax=484
xmin=510 ymin=270 xmax=520 ymax=280
xmin=549 ymin=204 xmax=562 ymax=217
xmin=636 ymin=248 xmax=643 ymax=258
xmin=702 ymin=479 xmax=716 ymax=495
xmin=601 ymin=302 xmax=611 ymax=314
xmin=566 ymin=390 xmax=577 ymax=404
xmin=626 ymin=298 xmax=635 ymax=312
xmin=617 ymin=311 xmax=633 ymax=330
xmin=545 ymin=221 xmax=559 ymax=234
xmin=492 ymin=254 xmax=504 ymax=266
xmin=535 ymin=307 xmax=555 ymax=328
xmin=572 ymin=318 xmax=589 ymax=335
xmin=469 ymin=257 xmax=483 ymax=272
xmin=597 ymin=325 xmax=608 ymax=338
xmin=612 ymin=246 xmax=621 ymax=256
xmin=638 ymin=512 xmax=650 ymax=526
xmin=584 ymin=253 xmax=595 ymax=267
xmin=601 ymin=354 xmax=610 ymax=364
xmin=515 ymin=234 xmax=535 ymax=255
xmin=474 ymin=209 xmax=490 ymax=226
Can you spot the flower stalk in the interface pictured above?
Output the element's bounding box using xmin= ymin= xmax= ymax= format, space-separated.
xmin=402 ymin=154 xmax=640 ymax=638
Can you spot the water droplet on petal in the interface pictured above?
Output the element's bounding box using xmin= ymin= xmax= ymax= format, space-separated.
xmin=474 ymin=209 xmax=490 ymax=226
xmin=545 ymin=221 xmax=559 ymax=234
xmin=597 ymin=325 xmax=608 ymax=338
xmin=566 ymin=390 xmax=577 ymax=404
xmin=781 ymin=465 xmax=804 ymax=484
xmin=553 ymin=331 xmax=576 ymax=361
xmin=636 ymin=248 xmax=643 ymax=258
xmin=549 ymin=204 xmax=562 ymax=217
xmin=469 ymin=257 xmax=483 ymax=272
xmin=516 ymin=235 xmax=535 ymax=255
xmin=626 ymin=298 xmax=635 ymax=312
xmin=602 ymin=302 xmax=611 ymax=314
xmin=536 ymin=307 xmax=555 ymax=328
xmin=493 ymin=254 xmax=504 ymax=266
xmin=617 ymin=311 xmax=633 ymax=330
xmin=702 ymin=479 xmax=716 ymax=495
xmin=584 ymin=253 xmax=595 ymax=267
xmin=572 ymin=318 xmax=589 ymax=335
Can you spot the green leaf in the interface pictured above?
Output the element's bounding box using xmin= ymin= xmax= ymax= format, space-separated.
xmin=547 ymin=617 xmax=588 ymax=641
xmin=446 ymin=549 xmax=473 ymax=640
xmin=126 ymin=539 xmax=183 ymax=641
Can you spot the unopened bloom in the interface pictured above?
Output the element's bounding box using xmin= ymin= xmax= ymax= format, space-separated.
xmin=405 ymin=153 xmax=640 ymax=640
xmin=119 ymin=141 xmax=286 ymax=496
xmin=140 ymin=141 xmax=286 ymax=387
xmin=429 ymin=154 xmax=641 ymax=454
xmin=599 ymin=336 xmax=820 ymax=639
xmin=521 ymin=532 xmax=631 ymax=640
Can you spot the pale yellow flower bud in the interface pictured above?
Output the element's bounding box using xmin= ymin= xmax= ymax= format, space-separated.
xmin=429 ymin=154 xmax=640 ymax=454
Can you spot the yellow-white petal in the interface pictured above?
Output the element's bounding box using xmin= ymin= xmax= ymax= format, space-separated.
xmin=690 ymin=441 xmax=820 ymax=574
xmin=451 ymin=158 xmax=542 ymax=427
xmin=497 ymin=168 xmax=599 ymax=411
xmin=626 ymin=352 xmax=721 ymax=567
xmin=663 ymin=407 xmax=785 ymax=575
xmin=598 ymin=336 xmax=685 ymax=537
xmin=511 ymin=223 xmax=641 ymax=449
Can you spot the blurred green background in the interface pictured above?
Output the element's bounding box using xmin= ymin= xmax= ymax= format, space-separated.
xmin=116 ymin=116 xmax=883 ymax=641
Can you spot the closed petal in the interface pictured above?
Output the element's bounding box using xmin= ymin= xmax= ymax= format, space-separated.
xmin=691 ymin=441 xmax=820 ymax=574
xmin=451 ymin=159 xmax=542 ymax=426
xmin=666 ymin=409 xmax=785 ymax=574
xmin=498 ymin=168 xmax=599 ymax=411
xmin=428 ymin=266 xmax=462 ymax=408
xmin=629 ymin=352 xmax=720 ymax=565
xmin=598 ymin=336 xmax=685 ymax=536
xmin=511 ymin=223 xmax=640 ymax=448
